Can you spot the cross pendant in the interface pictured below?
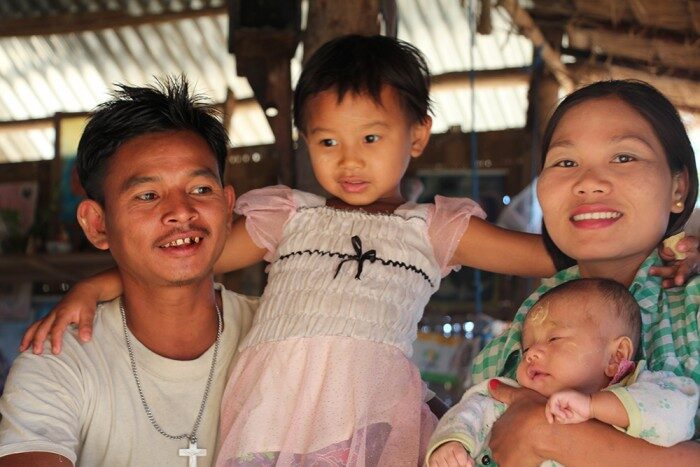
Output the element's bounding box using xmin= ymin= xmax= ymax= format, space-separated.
xmin=179 ymin=441 xmax=207 ymax=467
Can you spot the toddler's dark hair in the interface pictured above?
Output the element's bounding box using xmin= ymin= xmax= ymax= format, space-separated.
xmin=293 ymin=34 xmax=432 ymax=132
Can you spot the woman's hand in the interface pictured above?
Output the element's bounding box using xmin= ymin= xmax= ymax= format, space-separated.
xmin=652 ymin=234 xmax=699 ymax=288
xmin=487 ymin=379 xmax=551 ymax=467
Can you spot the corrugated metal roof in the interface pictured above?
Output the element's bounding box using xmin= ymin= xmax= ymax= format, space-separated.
xmin=0 ymin=0 xmax=533 ymax=163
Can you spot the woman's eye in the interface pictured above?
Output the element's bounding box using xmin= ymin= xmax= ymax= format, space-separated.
xmin=364 ymin=134 xmax=380 ymax=143
xmin=613 ymin=153 xmax=635 ymax=163
xmin=553 ymin=159 xmax=577 ymax=168
xmin=191 ymin=186 xmax=212 ymax=195
xmin=137 ymin=192 xmax=157 ymax=201
xmin=320 ymin=138 xmax=337 ymax=147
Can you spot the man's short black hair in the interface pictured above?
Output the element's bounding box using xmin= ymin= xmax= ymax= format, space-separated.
xmin=77 ymin=76 xmax=229 ymax=204
xmin=293 ymin=34 xmax=432 ymax=133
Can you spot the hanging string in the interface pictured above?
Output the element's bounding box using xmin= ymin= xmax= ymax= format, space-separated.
xmin=468 ymin=0 xmax=483 ymax=316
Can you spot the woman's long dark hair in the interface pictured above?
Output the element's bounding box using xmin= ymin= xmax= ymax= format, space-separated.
xmin=539 ymin=80 xmax=698 ymax=270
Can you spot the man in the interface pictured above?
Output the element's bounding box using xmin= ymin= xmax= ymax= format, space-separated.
xmin=0 ymin=77 xmax=256 ymax=466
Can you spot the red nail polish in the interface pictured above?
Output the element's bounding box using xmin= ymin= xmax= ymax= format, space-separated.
xmin=489 ymin=379 xmax=500 ymax=390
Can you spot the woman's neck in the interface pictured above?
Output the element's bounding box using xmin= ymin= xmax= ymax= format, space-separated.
xmin=577 ymin=253 xmax=651 ymax=287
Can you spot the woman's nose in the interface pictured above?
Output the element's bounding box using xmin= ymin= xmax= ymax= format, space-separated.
xmin=573 ymin=168 xmax=610 ymax=195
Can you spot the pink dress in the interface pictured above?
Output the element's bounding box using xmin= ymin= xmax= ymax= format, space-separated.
xmin=216 ymin=186 xmax=485 ymax=466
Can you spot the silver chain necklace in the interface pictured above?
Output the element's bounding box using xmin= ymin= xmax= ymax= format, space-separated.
xmin=120 ymin=297 xmax=222 ymax=467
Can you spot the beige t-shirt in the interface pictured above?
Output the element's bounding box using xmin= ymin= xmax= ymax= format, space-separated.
xmin=0 ymin=285 xmax=257 ymax=467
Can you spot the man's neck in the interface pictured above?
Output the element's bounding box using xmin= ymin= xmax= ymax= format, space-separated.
xmin=120 ymin=277 xmax=221 ymax=360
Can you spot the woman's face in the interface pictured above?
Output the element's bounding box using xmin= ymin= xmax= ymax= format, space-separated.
xmin=537 ymin=97 xmax=686 ymax=274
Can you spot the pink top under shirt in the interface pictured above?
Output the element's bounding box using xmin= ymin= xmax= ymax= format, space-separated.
xmin=234 ymin=185 xmax=486 ymax=277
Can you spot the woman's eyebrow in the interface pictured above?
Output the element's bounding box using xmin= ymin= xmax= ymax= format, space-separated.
xmin=610 ymin=134 xmax=657 ymax=151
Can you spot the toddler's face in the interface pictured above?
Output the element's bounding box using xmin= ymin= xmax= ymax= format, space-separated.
xmin=516 ymin=294 xmax=613 ymax=396
xmin=302 ymin=85 xmax=431 ymax=207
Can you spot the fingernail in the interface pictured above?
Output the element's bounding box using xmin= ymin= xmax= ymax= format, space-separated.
xmin=489 ymin=379 xmax=500 ymax=390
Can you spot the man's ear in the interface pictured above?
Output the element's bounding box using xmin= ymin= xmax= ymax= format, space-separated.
xmin=671 ymin=169 xmax=690 ymax=214
xmin=76 ymin=200 xmax=109 ymax=250
xmin=224 ymin=185 xmax=236 ymax=227
xmin=604 ymin=336 xmax=634 ymax=378
xmin=410 ymin=116 xmax=432 ymax=158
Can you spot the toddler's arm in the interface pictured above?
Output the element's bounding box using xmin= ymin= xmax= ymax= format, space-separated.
xmin=21 ymin=216 xmax=266 ymax=354
xmin=20 ymin=267 xmax=122 ymax=354
xmin=452 ymin=217 xmax=700 ymax=282
xmin=428 ymin=441 xmax=473 ymax=467
xmin=546 ymin=390 xmax=629 ymax=428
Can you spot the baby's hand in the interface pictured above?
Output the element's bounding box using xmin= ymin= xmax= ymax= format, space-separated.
xmin=652 ymin=233 xmax=700 ymax=288
xmin=19 ymin=282 xmax=99 ymax=355
xmin=545 ymin=390 xmax=591 ymax=424
xmin=428 ymin=441 xmax=473 ymax=467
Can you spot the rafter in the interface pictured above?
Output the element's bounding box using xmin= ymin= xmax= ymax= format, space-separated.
xmin=566 ymin=22 xmax=700 ymax=72
xmin=0 ymin=6 xmax=226 ymax=38
xmin=498 ymin=0 xmax=575 ymax=92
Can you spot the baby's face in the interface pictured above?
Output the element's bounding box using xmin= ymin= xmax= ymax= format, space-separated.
xmin=516 ymin=295 xmax=613 ymax=396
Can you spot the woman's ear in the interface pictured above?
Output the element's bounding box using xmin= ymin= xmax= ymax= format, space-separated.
xmin=604 ymin=336 xmax=634 ymax=378
xmin=76 ymin=200 xmax=109 ymax=250
xmin=410 ymin=116 xmax=432 ymax=158
xmin=671 ymin=169 xmax=690 ymax=214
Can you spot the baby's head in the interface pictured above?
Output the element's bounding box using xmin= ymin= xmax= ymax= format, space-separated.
xmin=293 ymin=35 xmax=433 ymax=206
xmin=516 ymin=278 xmax=640 ymax=396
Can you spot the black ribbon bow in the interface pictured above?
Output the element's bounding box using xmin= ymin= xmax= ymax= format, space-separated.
xmin=334 ymin=235 xmax=377 ymax=280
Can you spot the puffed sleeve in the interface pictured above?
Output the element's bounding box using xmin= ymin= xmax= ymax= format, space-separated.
xmin=427 ymin=195 xmax=487 ymax=277
xmin=234 ymin=185 xmax=298 ymax=262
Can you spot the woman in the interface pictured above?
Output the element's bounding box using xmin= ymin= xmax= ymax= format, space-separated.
xmin=472 ymin=80 xmax=700 ymax=465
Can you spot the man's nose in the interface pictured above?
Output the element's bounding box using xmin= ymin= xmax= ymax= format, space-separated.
xmin=163 ymin=193 xmax=197 ymax=224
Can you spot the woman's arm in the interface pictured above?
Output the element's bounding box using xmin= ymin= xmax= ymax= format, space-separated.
xmin=488 ymin=382 xmax=700 ymax=467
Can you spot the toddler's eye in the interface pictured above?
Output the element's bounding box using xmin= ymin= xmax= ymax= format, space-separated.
xmin=137 ymin=192 xmax=157 ymax=201
xmin=553 ymin=159 xmax=576 ymax=168
xmin=320 ymin=138 xmax=337 ymax=147
xmin=613 ymin=153 xmax=635 ymax=163
xmin=364 ymin=134 xmax=380 ymax=143
xmin=548 ymin=337 xmax=560 ymax=343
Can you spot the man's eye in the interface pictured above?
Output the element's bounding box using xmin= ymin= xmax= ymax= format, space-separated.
xmin=364 ymin=134 xmax=380 ymax=143
xmin=320 ymin=139 xmax=337 ymax=147
xmin=613 ymin=153 xmax=635 ymax=163
xmin=191 ymin=186 xmax=213 ymax=195
xmin=553 ymin=159 xmax=576 ymax=168
xmin=137 ymin=192 xmax=157 ymax=201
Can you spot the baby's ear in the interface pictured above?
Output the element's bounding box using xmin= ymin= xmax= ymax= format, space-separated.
xmin=604 ymin=336 xmax=634 ymax=378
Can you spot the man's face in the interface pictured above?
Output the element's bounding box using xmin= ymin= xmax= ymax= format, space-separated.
xmin=87 ymin=130 xmax=234 ymax=288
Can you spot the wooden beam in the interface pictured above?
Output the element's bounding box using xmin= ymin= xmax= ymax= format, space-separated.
xmin=566 ymin=22 xmax=700 ymax=72
xmin=497 ymin=0 xmax=575 ymax=92
xmin=431 ymin=67 xmax=530 ymax=90
xmin=0 ymin=117 xmax=53 ymax=134
xmin=0 ymin=6 xmax=226 ymax=38
xmin=571 ymin=62 xmax=700 ymax=112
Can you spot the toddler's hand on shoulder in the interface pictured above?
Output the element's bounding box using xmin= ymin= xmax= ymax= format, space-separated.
xmin=428 ymin=441 xmax=473 ymax=467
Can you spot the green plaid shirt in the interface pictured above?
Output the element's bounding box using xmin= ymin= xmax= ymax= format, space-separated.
xmin=471 ymin=251 xmax=700 ymax=438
